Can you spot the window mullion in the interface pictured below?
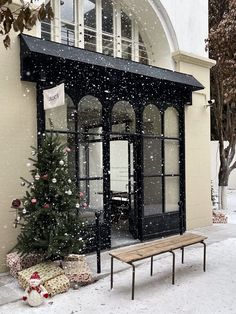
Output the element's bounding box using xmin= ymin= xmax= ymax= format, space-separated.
xmin=96 ymin=0 xmax=102 ymax=53
xmin=115 ymin=2 xmax=122 ymax=58
xmin=78 ymin=0 xmax=84 ymax=48
xmin=53 ymin=0 xmax=61 ymax=43
xmin=133 ymin=21 xmax=139 ymax=62
xmin=74 ymin=0 xmax=78 ymax=47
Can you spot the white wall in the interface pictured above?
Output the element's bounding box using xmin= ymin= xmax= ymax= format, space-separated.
xmin=159 ymin=0 xmax=208 ymax=57
xmin=211 ymin=141 xmax=236 ymax=190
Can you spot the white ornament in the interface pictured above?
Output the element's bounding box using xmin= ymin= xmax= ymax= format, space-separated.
xmin=67 ymin=190 xmax=72 ymax=195
xmin=22 ymin=272 xmax=48 ymax=307
xmin=59 ymin=160 xmax=64 ymax=166
xmin=68 ymin=179 xmax=72 ymax=184
xmin=17 ymin=216 xmax=21 ymax=221
xmin=22 ymin=208 xmax=27 ymax=214
xmin=35 ymin=173 xmax=40 ymax=180
xmin=76 ymin=203 xmax=80 ymax=208
xmin=52 ymin=178 xmax=57 ymax=183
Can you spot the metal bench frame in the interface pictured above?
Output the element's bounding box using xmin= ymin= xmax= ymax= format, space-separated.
xmin=109 ymin=233 xmax=207 ymax=300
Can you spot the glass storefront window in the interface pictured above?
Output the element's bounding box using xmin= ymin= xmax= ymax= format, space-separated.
xmin=84 ymin=29 xmax=97 ymax=52
xmin=144 ymin=177 xmax=162 ymax=216
xmin=121 ymin=10 xmax=132 ymax=39
xmin=61 ymin=0 xmax=74 ymax=23
xmin=112 ymin=101 xmax=136 ymax=134
xmin=41 ymin=1 xmax=150 ymax=64
xmin=165 ymin=177 xmax=179 ymax=212
xmin=143 ymin=104 xmax=161 ymax=135
xmin=61 ymin=23 xmax=75 ymax=46
xmin=77 ymin=96 xmax=102 ymax=133
xmin=164 ymin=107 xmax=179 ymax=138
xmin=165 ymin=140 xmax=179 ymax=174
xmin=78 ymin=137 xmax=103 ymax=179
xmin=143 ymin=138 xmax=162 ymax=176
xmin=84 ymin=0 xmax=96 ymax=29
xmin=41 ymin=2 xmax=51 ymax=41
xmin=102 ymin=0 xmax=113 ymax=34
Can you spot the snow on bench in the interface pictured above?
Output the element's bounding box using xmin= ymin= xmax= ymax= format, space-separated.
xmin=109 ymin=233 xmax=207 ymax=300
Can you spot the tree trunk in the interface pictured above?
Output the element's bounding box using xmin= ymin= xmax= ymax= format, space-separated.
xmin=218 ymin=186 xmax=228 ymax=210
xmin=218 ymin=166 xmax=229 ymax=210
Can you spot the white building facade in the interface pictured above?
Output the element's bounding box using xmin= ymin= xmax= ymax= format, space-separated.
xmin=0 ymin=0 xmax=215 ymax=272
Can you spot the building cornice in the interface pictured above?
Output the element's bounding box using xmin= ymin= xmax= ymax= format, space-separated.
xmin=172 ymin=51 xmax=216 ymax=69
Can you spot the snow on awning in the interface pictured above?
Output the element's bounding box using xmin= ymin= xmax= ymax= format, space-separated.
xmin=19 ymin=34 xmax=204 ymax=92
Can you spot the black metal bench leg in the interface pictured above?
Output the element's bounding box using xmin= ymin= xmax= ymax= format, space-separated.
xmin=111 ymin=256 xmax=114 ymax=290
xmin=202 ymin=241 xmax=206 ymax=272
xmin=170 ymin=251 xmax=175 ymax=285
xmin=181 ymin=247 xmax=184 ymax=264
xmin=131 ymin=263 xmax=135 ymax=300
xmin=150 ymin=256 xmax=153 ymax=276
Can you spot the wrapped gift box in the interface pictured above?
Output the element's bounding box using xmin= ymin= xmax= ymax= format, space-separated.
xmin=44 ymin=274 xmax=70 ymax=297
xmin=6 ymin=252 xmax=43 ymax=278
xmin=63 ymin=256 xmax=93 ymax=284
xmin=213 ymin=211 xmax=228 ymax=224
xmin=18 ymin=262 xmax=64 ymax=290
xmin=64 ymin=254 xmax=85 ymax=262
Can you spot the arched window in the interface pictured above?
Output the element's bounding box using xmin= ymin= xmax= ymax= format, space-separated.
xmin=164 ymin=107 xmax=180 ymax=212
xmin=41 ymin=0 xmax=150 ymax=64
xmin=77 ymin=96 xmax=103 ymax=214
xmin=143 ymin=105 xmax=162 ymax=216
xmin=77 ymin=95 xmax=102 ymax=134
xmin=111 ymin=101 xmax=135 ymax=134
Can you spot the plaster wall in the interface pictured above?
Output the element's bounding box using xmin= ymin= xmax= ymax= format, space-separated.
xmin=0 ymin=0 xmax=213 ymax=272
xmin=0 ymin=32 xmax=37 ymax=272
xmin=172 ymin=53 xmax=213 ymax=229
xmin=160 ymin=0 xmax=208 ymax=57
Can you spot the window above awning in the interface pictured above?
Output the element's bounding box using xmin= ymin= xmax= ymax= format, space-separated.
xmin=20 ymin=34 xmax=204 ymax=93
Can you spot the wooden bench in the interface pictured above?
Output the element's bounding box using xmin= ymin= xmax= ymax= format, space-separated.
xmin=109 ymin=233 xmax=207 ymax=300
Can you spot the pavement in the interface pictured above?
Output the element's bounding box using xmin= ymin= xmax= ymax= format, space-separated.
xmin=0 ymin=210 xmax=236 ymax=308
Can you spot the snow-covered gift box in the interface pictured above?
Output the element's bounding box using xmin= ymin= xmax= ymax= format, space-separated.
xmin=18 ymin=262 xmax=70 ymax=296
xmin=44 ymin=274 xmax=70 ymax=297
xmin=63 ymin=254 xmax=93 ymax=284
xmin=6 ymin=252 xmax=43 ymax=278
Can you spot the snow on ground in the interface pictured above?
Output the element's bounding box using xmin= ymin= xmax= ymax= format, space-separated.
xmin=1 ymin=192 xmax=236 ymax=314
xmin=1 ymin=237 xmax=236 ymax=314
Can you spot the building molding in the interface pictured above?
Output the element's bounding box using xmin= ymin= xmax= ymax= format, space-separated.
xmin=172 ymin=50 xmax=216 ymax=69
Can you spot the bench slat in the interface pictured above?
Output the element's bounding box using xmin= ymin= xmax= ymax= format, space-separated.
xmin=110 ymin=233 xmax=207 ymax=263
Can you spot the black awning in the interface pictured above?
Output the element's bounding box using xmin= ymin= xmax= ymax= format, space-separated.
xmin=20 ymin=34 xmax=204 ymax=92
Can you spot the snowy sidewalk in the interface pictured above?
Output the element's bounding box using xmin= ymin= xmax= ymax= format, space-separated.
xmin=0 ymin=209 xmax=236 ymax=313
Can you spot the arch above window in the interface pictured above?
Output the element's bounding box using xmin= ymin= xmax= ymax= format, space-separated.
xmin=112 ymin=101 xmax=136 ymax=134
xmin=143 ymin=104 xmax=161 ymax=135
xmin=164 ymin=107 xmax=179 ymax=138
xmin=78 ymin=96 xmax=103 ymax=133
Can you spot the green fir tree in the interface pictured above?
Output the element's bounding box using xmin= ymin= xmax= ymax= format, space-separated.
xmin=14 ymin=132 xmax=84 ymax=260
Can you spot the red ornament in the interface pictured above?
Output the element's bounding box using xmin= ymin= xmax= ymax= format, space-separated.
xmin=11 ymin=199 xmax=21 ymax=208
xmin=43 ymin=204 xmax=50 ymax=209
xmin=31 ymin=198 xmax=37 ymax=204
xmin=41 ymin=174 xmax=48 ymax=180
xmin=79 ymin=192 xmax=84 ymax=198
xmin=82 ymin=202 xmax=88 ymax=208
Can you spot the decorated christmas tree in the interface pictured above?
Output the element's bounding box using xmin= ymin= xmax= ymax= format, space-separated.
xmin=12 ymin=131 xmax=84 ymax=260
